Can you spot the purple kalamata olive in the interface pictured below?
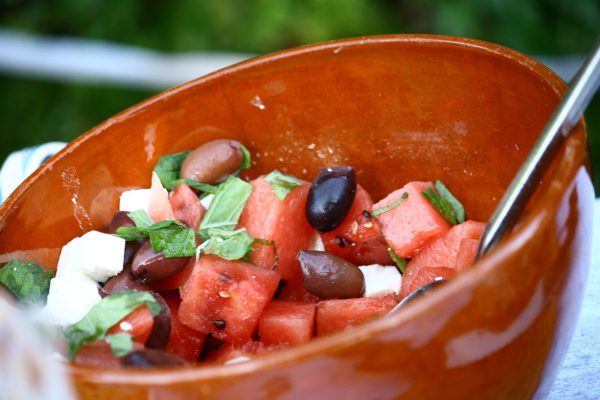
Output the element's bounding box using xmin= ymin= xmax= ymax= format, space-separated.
xmin=306 ymin=166 xmax=356 ymax=232
xmin=108 ymin=211 xmax=142 ymax=266
xmin=121 ymin=349 xmax=186 ymax=368
xmin=297 ymin=250 xmax=364 ymax=299
xmin=131 ymin=241 xmax=190 ymax=284
xmin=101 ymin=265 xmax=148 ymax=295
xmin=145 ymin=292 xmax=171 ymax=351
xmin=180 ymin=139 xmax=244 ymax=184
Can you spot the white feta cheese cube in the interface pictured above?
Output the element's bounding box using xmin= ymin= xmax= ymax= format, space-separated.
xmin=56 ymin=230 xmax=125 ymax=282
xmin=308 ymin=231 xmax=325 ymax=251
xmin=358 ymin=264 xmax=402 ymax=298
xmin=41 ymin=274 xmax=101 ymax=326
xmin=119 ymin=188 xmax=151 ymax=213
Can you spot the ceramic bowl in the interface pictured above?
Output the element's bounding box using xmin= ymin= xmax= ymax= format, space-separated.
xmin=0 ymin=35 xmax=593 ymax=399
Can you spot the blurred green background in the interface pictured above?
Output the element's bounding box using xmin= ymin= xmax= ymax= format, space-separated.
xmin=1 ymin=0 xmax=599 ymax=191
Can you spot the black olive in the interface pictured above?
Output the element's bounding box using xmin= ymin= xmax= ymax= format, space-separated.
xmin=145 ymin=292 xmax=172 ymax=351
xmin=131 ymin=240 xmax=190 ymax=284
xmin=121 ymin=349 xmax=186 ymax=368
xmin=306 ymin=166 xmax=356 ymax=232
xmin=297 ymin=250 xmax=364 ymax=299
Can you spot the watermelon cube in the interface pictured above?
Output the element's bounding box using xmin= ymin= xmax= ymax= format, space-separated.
xmin=164 ymin=292 xmax=206 ymax=363
xmin=107 ymin=304 xmax=154 ymax=344
xmin=316 ymin=296 xmax=398 ymax=336
xmin=320 ymin=185 xmax=392 ymax=265
xmin=400 ymin=267 xmax=456 ymax=299
xmin=237 ymin=176 xmax=314 ymax=299
xmin=373 ymin=181 xmax=451 ymax=258
xmin=258 ymin=301 xmax=316 ymax=346
xmin=400 ymin=220 xmax=485 ymax=298
xmin=178 ymin=256 xmax=280 ymax=344
xmin=169 ymin=183 xmax=206 ymax=230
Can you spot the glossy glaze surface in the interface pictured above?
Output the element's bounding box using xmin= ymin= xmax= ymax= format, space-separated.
xmin=0 ymin=35 xmax=592 ymax=399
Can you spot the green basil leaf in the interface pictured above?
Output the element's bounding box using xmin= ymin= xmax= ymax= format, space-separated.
xmin=435 ymin=180 xmax=465 ymax=224
xmin=171 ymin=179 xmax=219 ymax=195
xmin=201 ymin=228 xmax=255 ymax=260
xmin=199 ymin=176 xmax=253 ymax=240
xmin=64 ymin=291 xmax=160 ymax=359
xmin=154 ymin=151 xmax=191 ymax=190
xmin=0 ymin=260 xmax=53 ymax=305
xmin=127 ymin=210 xmax=154 ymax=228
xmin=422 ymin=188 xmax=458 ymax=225
xmin=150 ymin=226 xmax=197 ymax=258
xmin=373 ymin=192 xmax=408 ymax=216
xmin=105 ymin=333 xmax=133 ymax=357
xmin=240 ymin=144 xmax=252 ymax=171
xmin=114 ymin=219 xmax=184 ymax=241
xmin=265 ymin=170 xmax=301 ymax=200
xmin=387 ymin=247 xmax=407 ymax=274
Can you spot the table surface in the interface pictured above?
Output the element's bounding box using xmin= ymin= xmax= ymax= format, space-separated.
xmin=548 ymin=198 xmax=599 ymax=399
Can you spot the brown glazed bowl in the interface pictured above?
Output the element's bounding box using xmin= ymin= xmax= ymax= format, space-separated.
xmin=0 ymin=35 xmax=593 ymax=399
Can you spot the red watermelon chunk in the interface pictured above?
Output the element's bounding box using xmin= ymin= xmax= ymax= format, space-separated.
xmin=178 ymin=256 xmax=280 ymax=344
xmin=169 ymin=183 xmax=206 ymax=230
xmin=258 ymin=301 xmax=316 ymax=346
xmin=205 ymin=340 xmax=286 ymax=365
xmin=320 ymin=185 xmax=392 ymax=265
xmin=400 ymin=267 xmax=456 ymax=299
xmin=164 ymin=292 xmax=206 ymax=363
xmin=237 ymin=176 xmax=314 ymax=300
xmin=374 ymin=181 xmax=451 ymax=258
xmin=316 ymin=296 xmax=398 ymax=336
xmin=399 ymin=220 xmax=485 ymax=298
xmin=107 ymin=305 xmax=154 ymax=344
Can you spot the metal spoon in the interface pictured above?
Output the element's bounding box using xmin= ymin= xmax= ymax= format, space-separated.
xmin=477 ymin=38 xmax=600 ymax=257
xmin=389 ymin=38 xmax=600 ymax=315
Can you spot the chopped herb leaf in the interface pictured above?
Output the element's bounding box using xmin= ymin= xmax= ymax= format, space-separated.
xmin=115 ymin=216 xmax=196 ymax=258
xmin=0 ymin=260 xmax=53 ymax=305
xmin=150 ymin=227 xmax=197 ymax=258
xmin=171 ymin=179 xmax=219 ymax=195
xmin=199 ymin=228 xmax=255 ymax=261
xmin=387 ymin=247 xmax=407 ymax=274
xmin=422 ymin=188 xmax=457 ymax=225
xmin=127 ymin=210 xmax=154 ymax=228
xmin=199 ymin=176 xmax=253 ymax=240
xmin=154 ymin=151 xmax=191 ymax=190
xmin=435 ymin=180 xmax=465 ymax=224
xmin=373 ymin=192 xmax=409 ymax=216
xmin=265 ymin=170 xmax=301 ymax=200
xmin=105 ymin=333 xmax=133 ymax=357
xmin=240 ymin=144 xmax=251 ymax=171
xmin=64 ymin=291 xmax=160 ymax=359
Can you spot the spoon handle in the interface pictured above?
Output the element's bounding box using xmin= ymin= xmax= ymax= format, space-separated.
xmin=477 ymin=38 xmax=600 ymax=257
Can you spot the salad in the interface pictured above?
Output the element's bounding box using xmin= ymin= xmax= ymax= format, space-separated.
xmin=0 ymin=139 xmax=484 ymax=368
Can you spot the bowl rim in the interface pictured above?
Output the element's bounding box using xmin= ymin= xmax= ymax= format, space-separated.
xmin=0 ymin=34 xmax=585 ymax=385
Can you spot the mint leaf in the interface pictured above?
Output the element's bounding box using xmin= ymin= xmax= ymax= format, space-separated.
xmin=127 ymin=210 xmax=154 ymax=228
xmin=240 ymin=144 xmax=251 ymax=171
xmin=435 ymin=180 xmax=465 ymax=224
xmin=105 ymin=333 xmax=133 ymax=357
xmin=265 ymin=170 xmax=301 ymax=200
xmin=387 ymin=247 xmax=407 ymax=274
xmin=150 ymin=226 xmax=197 ymax=258
xmin=422 ymin=188 xmax=457 ymax=225
xmin=64 ymin=291 xmax=160 ymax=359
xmin=0 ymin=260 xmax=53 ymax=305
xmin=373 ymin=192 xmax=408 ymax=216
xmin=114 ymin=219 xmax=184 ymax=241
xmin=154 ymin=151 xmax=191 ymax=190
xmin=199 ymin=176 xmax=253 ymax=240
xmin=200 ymin=228 xmax=255 ymax=260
